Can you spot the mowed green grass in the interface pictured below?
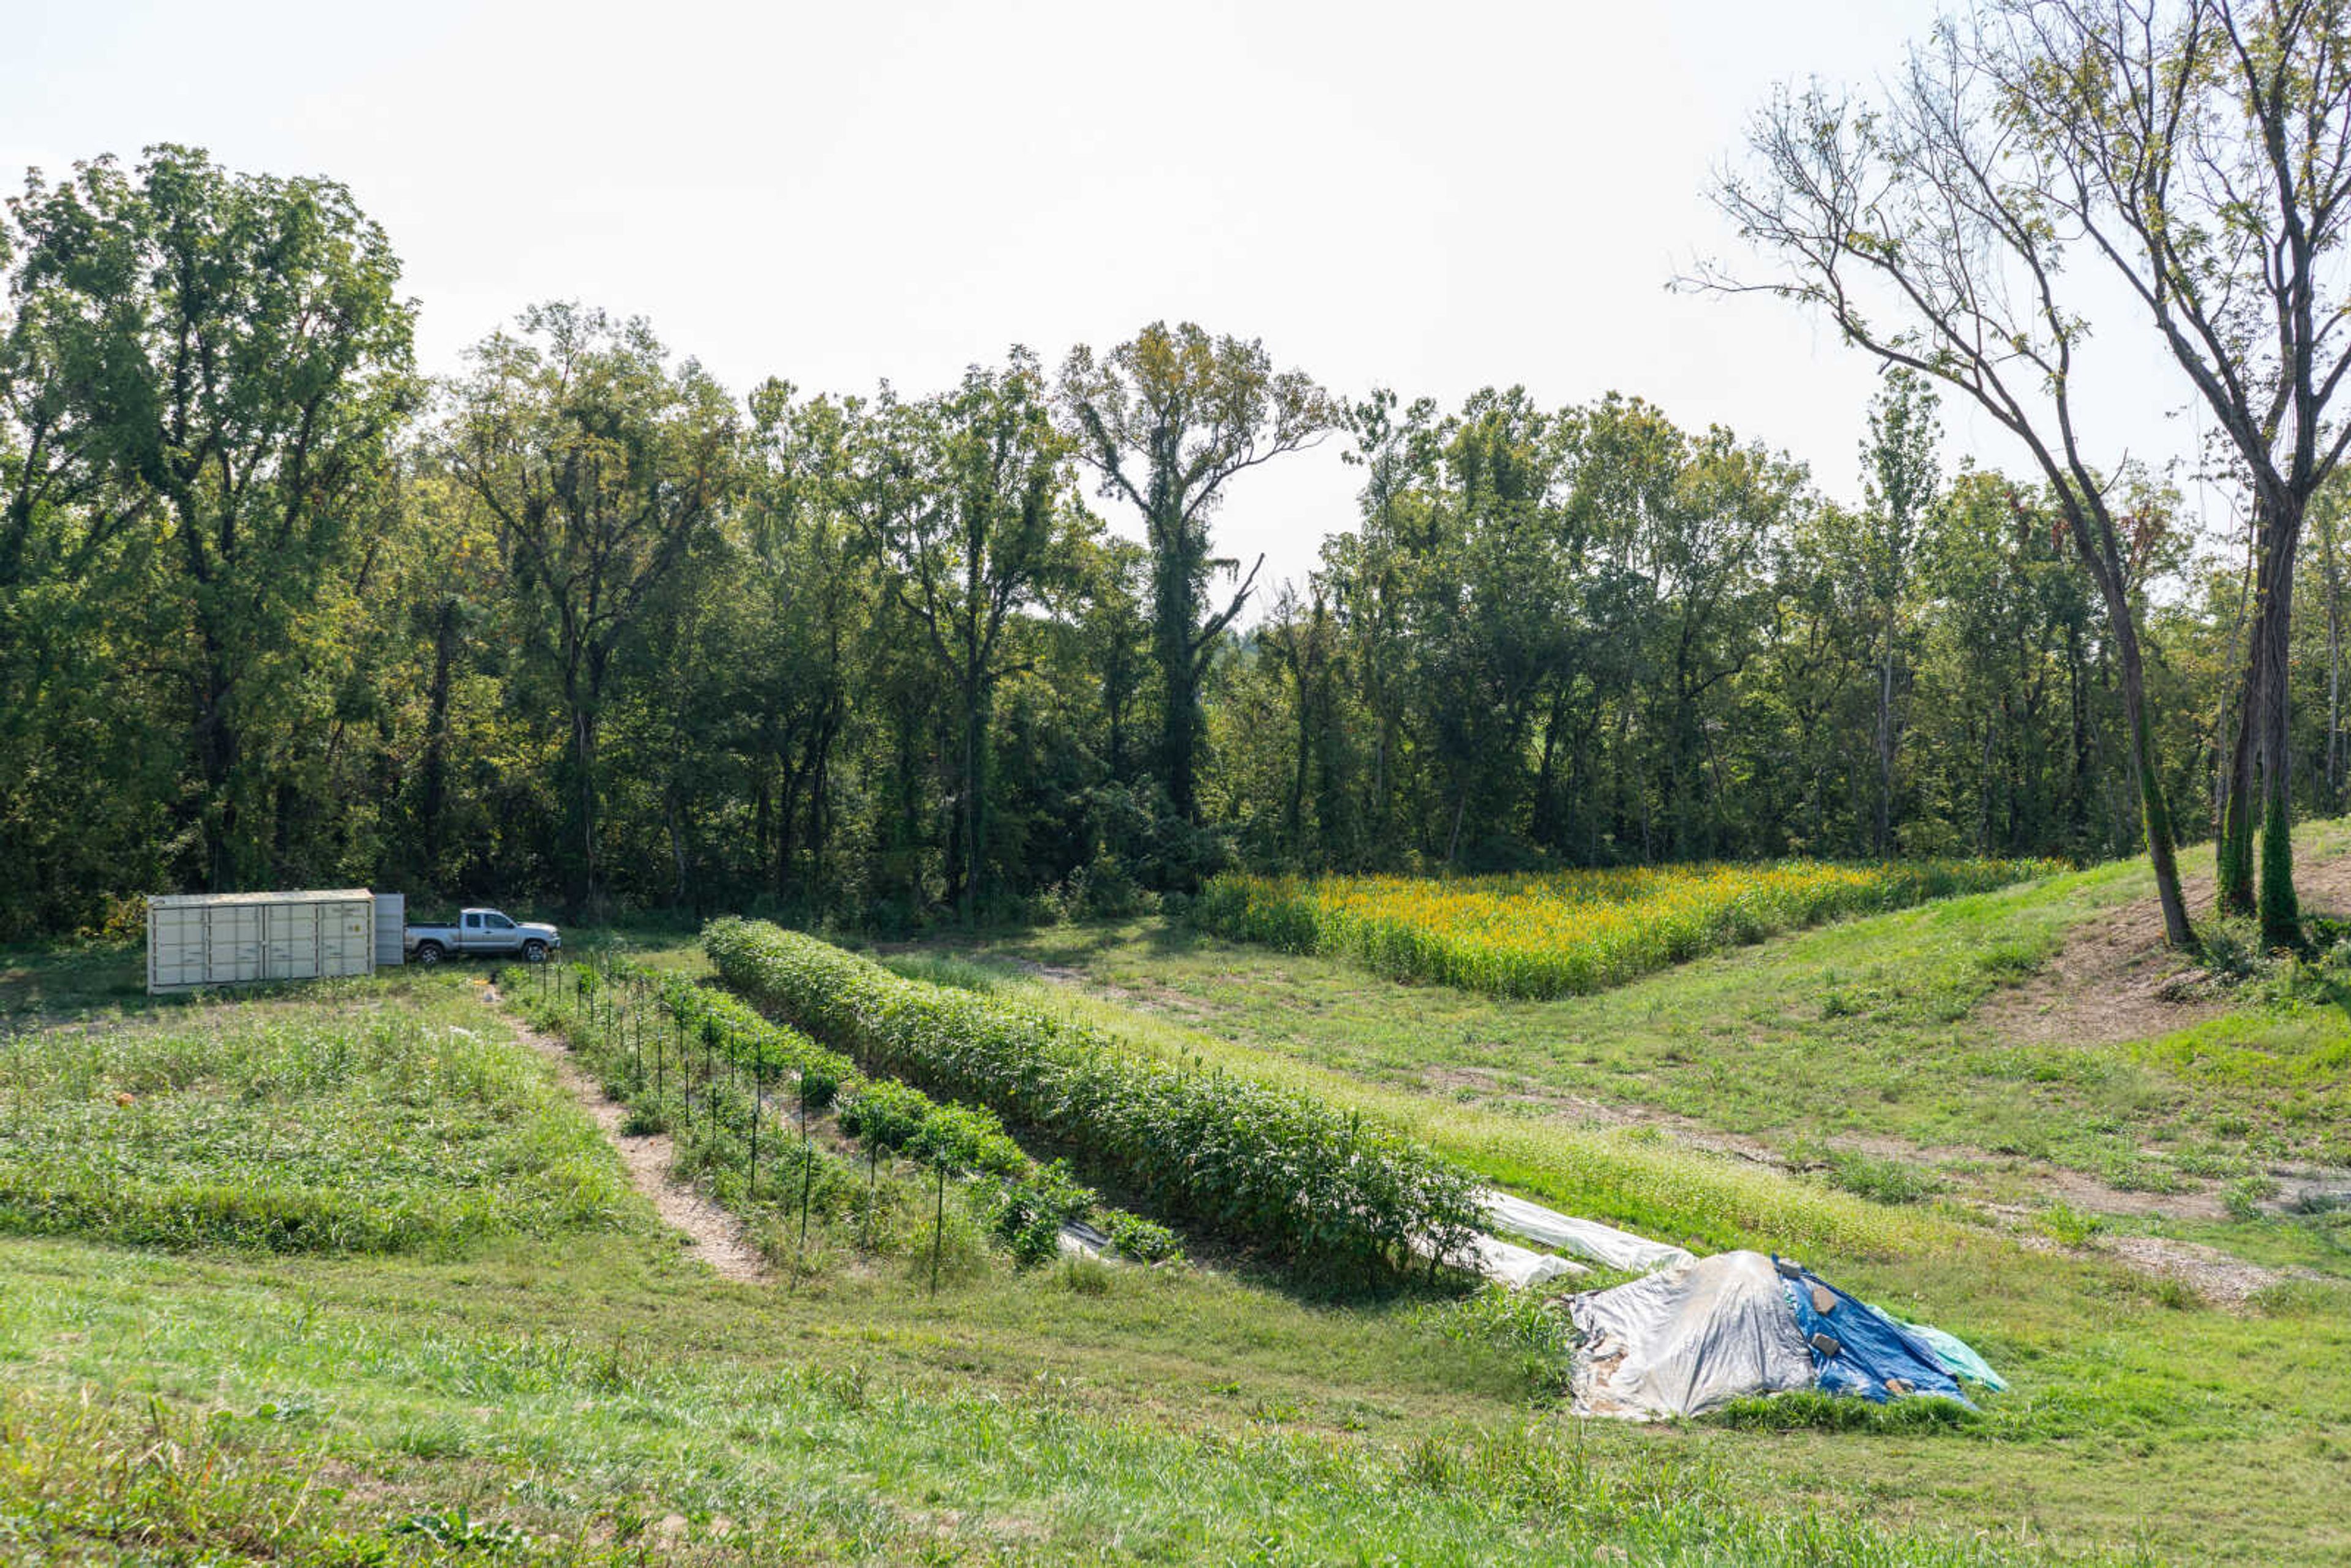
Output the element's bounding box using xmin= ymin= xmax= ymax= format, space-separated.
xmin=1 ymin=920 xmax=2345 ymax=1564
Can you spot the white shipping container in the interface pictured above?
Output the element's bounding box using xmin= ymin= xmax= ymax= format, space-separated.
xmin=146 ymin=890 xmax=376 ymax=995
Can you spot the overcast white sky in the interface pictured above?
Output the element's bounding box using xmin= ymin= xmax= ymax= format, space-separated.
xmin=6 ymin=0 xmax=2219 ymax=597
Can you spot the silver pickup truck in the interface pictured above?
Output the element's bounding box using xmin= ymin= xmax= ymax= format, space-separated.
xmin=405 ymin=907 xmax=562 ymax=965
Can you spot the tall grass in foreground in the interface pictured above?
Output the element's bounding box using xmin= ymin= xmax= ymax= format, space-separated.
xmin=1193 ymin=858 xmax=2061 ymax=998
xmin=0 ymin=1313 xmax=2109 ymax=1568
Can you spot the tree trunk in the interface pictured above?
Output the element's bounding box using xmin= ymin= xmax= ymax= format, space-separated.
xmin=960 ymin=686 xmax=986 ymax=927
xmin=2096 ymin=568 xmax=2192 ymax=948
xmin=571 ymin=702 xmax=600 ymax=915
xmin=773 ymin=754 xmax=801 ymax=901
xmin=1876 ymin=601 xmax=1897 ymax=856
xmin=418 ymin=598 xmax=459 ymax=878
xmin=194 ymin=625 xmax=238 ymax=891
xmin=2217 ymin=610 xmax=2262 ymax=918
xmin=1287 ymin=664 xmax=1311 ymax=858
xmin=2328 ymin=527 xmax=2344 ymax=812
xmin=2255 ymin=493 xmax=2304 ymax=947
xmin=1163 ymin=648 xmax=1200 ymax=824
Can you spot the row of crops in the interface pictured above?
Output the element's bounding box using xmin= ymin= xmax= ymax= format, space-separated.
xmin=705 ymin=918 xmax=1484 ymax=1273
xmin=499 ymin=958 xmax=1181 ymax=1277
xmin=1188 ymin=858 xmax=2060 ymax=999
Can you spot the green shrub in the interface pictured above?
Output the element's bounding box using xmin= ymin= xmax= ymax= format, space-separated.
xmin=1825 ymin=1149 xmax=1941 ymax=1206
xmin=836 ymin=1078 xmax=929 ymax=1151
xmin=1712 ymin=1388 xmax=1978 ymax=1433
xmin=1106 ymin=1212 xmax=1183 ymax=1264
xmin=2223 ymin=1174 xmax=2279 ymax=1222
xmin=2033 ymin=1202 xmax=2105 ymax=1247
xmin=1055 ymin=1255 xmax=1114 ymax=1294
xmin=1410 ymin=1286 xmax=1579 ymax=1401
xmin=992 ymin=1160 xmax=1097 ymax=1267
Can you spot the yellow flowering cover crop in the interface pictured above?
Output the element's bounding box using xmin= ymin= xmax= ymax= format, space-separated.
xmin=1191 ymin=859 xmax=2058 ymax=999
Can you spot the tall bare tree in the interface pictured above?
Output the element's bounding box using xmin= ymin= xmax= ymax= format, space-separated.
xmin=1694 ymin=26 xmax=2197 ymax=944
xmin=1985 ymin=0 xmax=2351 ymax=943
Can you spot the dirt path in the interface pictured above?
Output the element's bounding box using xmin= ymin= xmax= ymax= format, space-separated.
xmin=1982 ymin=848 xmax=2351 ymax=1049
xmin=487 ymin=984 xmax=767 ymax=1284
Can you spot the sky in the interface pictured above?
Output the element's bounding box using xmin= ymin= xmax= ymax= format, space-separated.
xmin=3 ymin=0 xmax=2221 ymax=598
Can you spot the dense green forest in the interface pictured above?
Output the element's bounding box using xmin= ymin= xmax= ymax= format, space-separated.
xmin=3 ymin=143 xmax=2348 ymax=938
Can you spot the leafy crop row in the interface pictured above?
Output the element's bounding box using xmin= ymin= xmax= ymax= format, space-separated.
xmin=1191 ymin=858 xmax=2060 ymax=999
xmin=705 ymin=918 xmax=1483 ymax=1272
xmin=509 ymin=959 xmax=1174 ymax=1268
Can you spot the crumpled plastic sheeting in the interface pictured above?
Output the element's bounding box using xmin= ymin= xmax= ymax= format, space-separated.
xmin=1452 ymin=1231 xmax=1589 ymax=1289
xmin=1483 ymin=1190 xmax=1695 ymax=1274
xmin=1567 ymin=1250 xmax=1816 ymax=1419
xmin=1057 ymin=1220 xmax=1108 ymax=1260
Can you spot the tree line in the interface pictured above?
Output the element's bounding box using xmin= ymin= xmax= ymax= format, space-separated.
xmin=6 ymin=0 xmax=2351 ymax=945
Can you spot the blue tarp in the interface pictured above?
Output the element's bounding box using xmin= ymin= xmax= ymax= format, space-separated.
xmin=1775 ymin=1256 xmax=1973 ymax=1407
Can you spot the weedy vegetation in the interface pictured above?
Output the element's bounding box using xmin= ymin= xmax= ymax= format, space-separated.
xmin=0 ymin=991 xmax=631 ymax=1255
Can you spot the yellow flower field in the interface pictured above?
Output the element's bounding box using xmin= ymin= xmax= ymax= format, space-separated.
xmin=1191 ymin=859 xmax=2059 ymax=999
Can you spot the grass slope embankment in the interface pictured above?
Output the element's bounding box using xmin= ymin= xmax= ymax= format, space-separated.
xmin=879 ymin=945 xmax=1960 ymax=1267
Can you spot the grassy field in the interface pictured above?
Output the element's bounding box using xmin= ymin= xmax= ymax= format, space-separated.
xmin=945 ymin=827 xmax=2351 ymax=1212
xmin=2 ymin=835 xmax=2347 ymax=1563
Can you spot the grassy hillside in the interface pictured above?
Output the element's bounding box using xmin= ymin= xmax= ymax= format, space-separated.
xmin=4 ymin=835 xmax=2347 ymax=1563
xmin=915 ymin=823 xmax=2351 ymax=1216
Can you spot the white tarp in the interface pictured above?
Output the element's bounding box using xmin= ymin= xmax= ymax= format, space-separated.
xmin=1566 ymin=1250 xmax=1817 ymax=1419
xmin=1482 ymin=1190 xmax=1695 ymax=1274
xmin=1455 ymin=1232 xmax=1588 ymax=1289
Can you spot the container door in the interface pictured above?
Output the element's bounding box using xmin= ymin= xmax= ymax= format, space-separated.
xmin=373 ymin=893 xmax=404 ymax=967
xmin=268 ymin=902 xmax=321 ymax=980
xmin=322 ymin=900 xmax=371 ymax=977
xmin=149 ymin=904 xmax=204 ymax=991
xmin=205 ymin=904 xmax=263 ymax=984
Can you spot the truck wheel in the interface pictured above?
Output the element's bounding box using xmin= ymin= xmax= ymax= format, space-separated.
xmin=522 ymin=940 xmax=547 ymax=964
xmin=414 ymin=942 xmax=444 ymax=966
